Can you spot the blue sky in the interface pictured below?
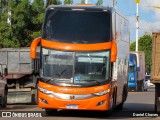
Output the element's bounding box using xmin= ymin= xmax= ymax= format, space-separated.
xmin=114 ymin=0 xmax=160 ymax=42
xmin=61 ymin=0 xmax=160 ymax=42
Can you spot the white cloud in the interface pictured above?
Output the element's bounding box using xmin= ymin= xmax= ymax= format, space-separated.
xmin=128 ymin=16 xmax=160 ymax=32
xmin=140 ymin=0 xmax=160 ymax=20
xmin=128 ymin=15 xmax=160 ymax=41
xmin=128 ymin=0 xmax=160 ymax=39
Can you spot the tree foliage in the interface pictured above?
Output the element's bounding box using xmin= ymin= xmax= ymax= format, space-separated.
xmin=0 ymin=0 xmax=46 ymax=47
xmin=0 ymin=0 xmax=106 ymax=48
xmin=130 ymin=34 xmax=152 ymax=73
xmin=96 ymin=0 xmax=103 ymax=6
xmin=64 ymin=0 xmax=73 ymax=5
xmin=46 ymin=0 xmax=61 ymax=7
xmin=81 ymin=0 xmax=85 ymax=4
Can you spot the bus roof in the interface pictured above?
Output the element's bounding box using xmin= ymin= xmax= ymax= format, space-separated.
xmin=46 ymin=5 xmax=113 ymax=12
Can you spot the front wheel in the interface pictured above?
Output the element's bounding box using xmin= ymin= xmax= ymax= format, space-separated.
xmin=45 ymin=109 xmax=57 ymax=116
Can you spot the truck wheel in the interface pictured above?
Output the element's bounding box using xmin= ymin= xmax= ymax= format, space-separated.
xmin=134 ymin=87 xmax=138 ymax=92
xmin=45 ymin=109 xmax=57 ymax=116
xmin=155 ymin=94 xmax=160 ymax=113
xmin=141 ymin=85 xmax=144 ymax=92
xmin=155 ymin=84 xmax=160 ymax=113
xmin=1 ymin=89 xmax=7 ymax=108
xmin=31 ymin=88 xmax=38 ymax=105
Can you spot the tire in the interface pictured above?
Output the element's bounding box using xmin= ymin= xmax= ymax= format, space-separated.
xmin=155 ymin=94 xmax=160 ymax=113
xmin=117 ymin=87 xmax=126 ymax=110
xmin=141 ymin=85 xmax=144 ymax=92
xmin=45 ymin=109 xmax=57 ymax=116
xmin=134 ymin=87 xmax=138 ymax=92
xmin=155 ymin=84 xmax=160 ymax=113
xmin=31 ymin=88 xmax=38 ymax=105
xmin=116 ymin=103 xmax=124 ymax=110
xmin=1 ymin=89 xmax=7 ymax=108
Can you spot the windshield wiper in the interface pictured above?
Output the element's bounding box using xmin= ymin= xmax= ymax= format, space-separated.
xmin=84 ymin=80 xmax=102 ymax=85
xmin=56 ymin=69 xmax=67 ymax=78
xmin=41 ymin=77 xmax=53 ymax=83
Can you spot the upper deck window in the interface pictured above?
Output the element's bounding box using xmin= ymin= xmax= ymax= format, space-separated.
xmin=42 ymin=9 xmax=111 ymax=44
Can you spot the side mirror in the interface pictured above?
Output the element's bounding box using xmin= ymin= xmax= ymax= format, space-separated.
xmin=137 ymin=67 xmax=140 ymax=72
xmin=4 ymin=68 xmax=8 ymax=76
xmin=30 ymin=38 xmax=41 ymax=59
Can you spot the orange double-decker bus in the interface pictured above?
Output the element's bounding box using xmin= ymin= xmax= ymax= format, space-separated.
xmin=30 ymin=4 xmax=130 ymax=115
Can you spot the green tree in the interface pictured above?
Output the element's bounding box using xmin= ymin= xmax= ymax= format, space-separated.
xmin=10 ymin=0 xmax=32 ymax=47
xmin=0 ymin=0 xmax=20 ymax=48
xmin=46 ymin=0 xmax=61 ymax=7
xmin=31 ymin=0 xmax=45 ymax=42
xmin=130 ymin=34 xmax=152 ymax=73
xmin=0 ymin=0 xmax=9 ymax=10
xmin=81 ymin=0 xmax=85 ymax=4
xmin=96 ymin=0 xmax=103 ymax=6
xmin=64 ymin=0 xmax=73 ymax=5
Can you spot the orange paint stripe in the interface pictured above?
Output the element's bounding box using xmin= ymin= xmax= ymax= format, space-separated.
xmin=41 ymin=39 xmax=112 ymax=51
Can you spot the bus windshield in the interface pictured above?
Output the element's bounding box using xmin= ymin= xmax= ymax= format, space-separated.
xmin=42 ymin=9 xmax=111 ymax=43
xmin=41 ymin=48 xmax=110 ymax=86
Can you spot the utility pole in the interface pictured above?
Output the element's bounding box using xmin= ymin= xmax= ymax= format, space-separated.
xmin=113 ymin=0 xmax=115 ymax=8
xmin=112 ymin=0 xmax=117 ymax=8
xmin=85 ymin=0 xmax=88 ymax=4
xmin=135 ymin=0 xmax=140 ymax=52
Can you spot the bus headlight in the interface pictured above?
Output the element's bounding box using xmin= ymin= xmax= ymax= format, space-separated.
xmin=92 ymin=90 xmax=110 ymax=96
xmin=38 ymin=87 xmax=53 ymax=95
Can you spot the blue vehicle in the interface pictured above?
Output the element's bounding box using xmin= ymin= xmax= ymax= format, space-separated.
xmin=128 ymin=54 xmax=138 ymax=91
xmin=128 ymin=52 xmax=146 ymax=92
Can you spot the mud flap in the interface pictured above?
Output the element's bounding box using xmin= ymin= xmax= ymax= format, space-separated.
xmin=7 ymin=92 xmax=32 ymax=104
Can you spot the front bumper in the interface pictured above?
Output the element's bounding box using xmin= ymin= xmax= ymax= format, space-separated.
xmin=38 ymin=90 xmax=110 ymax=111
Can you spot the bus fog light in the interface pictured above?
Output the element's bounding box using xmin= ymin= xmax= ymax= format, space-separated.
xmin=40 ymin=98 xmax=48 ymax=104
xmin=96 ymin=100 xmax=105 ymax=106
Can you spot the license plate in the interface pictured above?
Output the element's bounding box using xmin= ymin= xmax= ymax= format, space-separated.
xmin=66 ymin=104 xmax=78 ymax=109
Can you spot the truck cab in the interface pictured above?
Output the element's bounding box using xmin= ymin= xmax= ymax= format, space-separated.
xmin=128 ymin=54 xmax=138 ymax=91
xmin=128 ymin=52 xmax=146 ymax=92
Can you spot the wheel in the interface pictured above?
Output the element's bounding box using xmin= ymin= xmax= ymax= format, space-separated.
xmin=155 ymin=84 xmax=160 ymax=113
xmin=31 ymin=88 xmax=38 ymax=105
xmin=141 ymin=85 xmax=144 ymax=92
xmin=1 ymin=89 xmax=7 ymax=108
xmin=45 ymin=109 xmax=57 ymax=116
xmin=134 ymin=87 xmax=138 ymax=92
xmin=116 ymin=87 xmax=126 ymax=110
xmin=155 ymin=94 xmax=160 ymax=113
xmin=116 ymin=103 xmax=124 ymax=110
